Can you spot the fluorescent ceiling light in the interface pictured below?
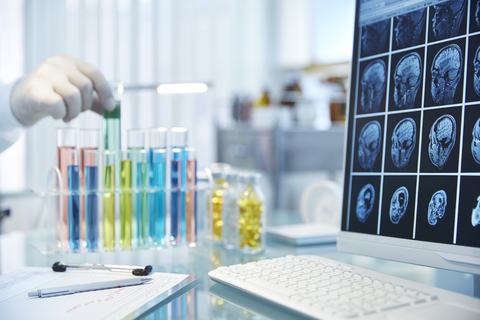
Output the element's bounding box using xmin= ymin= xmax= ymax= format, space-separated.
xmin=157 ymin=83 xmax=208 ymax=94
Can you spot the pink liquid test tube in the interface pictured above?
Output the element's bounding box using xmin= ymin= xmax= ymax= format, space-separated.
xmin=57 ymin=128 xmax=79 ymax=246
xmin=186 ymin=147 xmax=197 ymax=245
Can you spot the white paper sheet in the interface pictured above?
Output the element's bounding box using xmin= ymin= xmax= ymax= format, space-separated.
xmin=0 ymin=267 xmax=188 ymax=320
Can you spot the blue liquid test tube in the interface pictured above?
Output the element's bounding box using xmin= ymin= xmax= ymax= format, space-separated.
xmin=171 ymin=148 xmax=183 ymax=246
xmin=83 ymin=149 xmax=98 ymax=251
xmin=171 ymin=127 xmax=188 ymax=244
xmin=67 ymin=149 xmax=81 ymax=251
xmin=148 ymin=128 xmax=167 ymax=246
xmin=151 ymin=149 xmax=166 ymax=247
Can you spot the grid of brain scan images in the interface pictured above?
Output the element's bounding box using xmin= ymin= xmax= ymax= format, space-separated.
xmin=343 ymin=0 xmax=480 ymax=248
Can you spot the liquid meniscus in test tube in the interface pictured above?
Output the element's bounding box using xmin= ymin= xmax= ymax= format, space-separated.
xmin=103 ymin=150 xmax=116 ymax=251
xmin=171 ymin=128 xmax=188 ymax=244
xmin=139 ymin=150 xmax=150 ymax=248
xmin=186 ymin=147 xmax=197 ymax=245
xmin=67 ymin=149 xmax=81 ymax=251
xmin=84 ymin=149 xmax=98 ymax=251
xmin=120 ymin=150 xmax=132 ymax=250
xmin=57 ymin=128 xmax=78 ymax=247
xmin=149 ymin=128 xmax=167 ymax=247
xmin=127 ymin=129 xmax=145 ymax=248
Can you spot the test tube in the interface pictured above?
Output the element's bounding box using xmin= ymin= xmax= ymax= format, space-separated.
xmin=138 ymin=150 xmax=150 ymax=248
xmin=103 ymin=81 xmax=122 ymax=151
xmin=57 ymin=127 xmax=79 ymax=245
xmin=148 ymin=127 xmax=167 ymax=246
xmin=103 ymin=150 xmax=116 ymax=251
xmin=80 ymin=128 xmax=99 ymax=248
xmin=171 ymin=148 xmax=183 ymax=246
xmin=84 ymin=149 xmax=98 ymax=251
xmin=186 ymin=147 xmax=197 ymax=245
xmin=171 ymin=127 xmax=188 ymax=243
xmin=120 ymin=150 xmax=132 ymax=250
xmin=127 ymin=129 xmax=145 ymax=248
xmin=67 ymin=149 xmax=80 ymax=251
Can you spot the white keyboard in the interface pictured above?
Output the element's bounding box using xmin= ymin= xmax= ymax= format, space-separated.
xmin=208 ymin=255 xmax=480 ymax=320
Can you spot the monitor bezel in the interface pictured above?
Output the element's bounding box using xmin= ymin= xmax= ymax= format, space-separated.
xmin=337 ymin=0 xmax=480 ymax=276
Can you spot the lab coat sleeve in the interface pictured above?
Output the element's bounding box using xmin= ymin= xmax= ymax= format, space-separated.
xmin=0 ymin=81 xmax=25 ymax=153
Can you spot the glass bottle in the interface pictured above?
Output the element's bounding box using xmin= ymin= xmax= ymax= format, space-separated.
xmin=237 ymin=172 xmax=265 ymax=254
xmin=223 ymin=171 xmax=240 ymax=249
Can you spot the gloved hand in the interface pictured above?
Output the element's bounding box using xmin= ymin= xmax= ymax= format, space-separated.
xmin=10 ymin=53 xmax=116 ymax=126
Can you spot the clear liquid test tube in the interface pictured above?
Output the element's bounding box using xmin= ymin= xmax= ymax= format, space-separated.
xmin=127 ymin=128 xmax=145 ymax=248
xmin=120 ymin=150 xmax=132 ymax=250
xmin=83 ymin=149 xmax=99 ymax=251
xmin=57 ymin=127 xmax=79 ymax=246
xmin=67 ymin=148 xmax=81 ymax=251
xmin=80 ymin=128 xmax=99 ymax=248
xmin=151 ymin=148 xmax=166 ymax=247
xmin=186 ymin=147 xmax=197 ymax=245
xmin=103 ymin=150 xmax=116 ymax=251
xmin=171 ymin=127 xmax=188 ymax=244
xmin=171 ymin=148 xmax=183 ymax=246
xmin=138 ymin=150 xmax=150 ymax=248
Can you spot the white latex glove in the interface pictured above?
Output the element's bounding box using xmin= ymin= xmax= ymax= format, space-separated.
xmin=10 ymin=53 xmax=116 ymax=126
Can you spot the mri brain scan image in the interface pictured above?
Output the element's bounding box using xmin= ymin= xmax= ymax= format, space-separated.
xmin=472 ymin=196 xmax=480 ymax=227
xmin=361 ymin=60 xmax=386 ymax=113
xmin=429 ymin=115 xmax=456 ymax=170
xmin=390 ymin=186 xmax=409 ymax=224
xmin=356 ymin=184 xmax=375 ymax=223
xmin=394 ymin=53 xmax=422 ymax=109
xmin=472 ymin=118 xmax=480 ymax=164
xmin=361 ymin=20 xmax=389 ymax=56
xmin=428 ymin=190 xmax=447 ymax=226
xmin=395 ymin=9 xmax=426 ymax=49
xmin=391 ymin=118 xmax=416 ymax=170
xmin=474 ymin=46 xmax=480 ymax=96
xmin=431 ymin=44 xmax=462 ymax=105
xmin=358 ymin=120 xmax=382 ymax=171
xmin=477 ymin=1 xmax=480 ymax=28
xmin=432 ymin=0 xmax=466 ymax=41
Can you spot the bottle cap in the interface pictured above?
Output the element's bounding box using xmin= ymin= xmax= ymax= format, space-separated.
xmin=149 ymin=127 xmax=168 ymax=149
xmin=170 ymin=127 xmax=188 ymax=147
xmin=225 ymin=170 xmax=239 ymax=183
xmin=240 ymin=172 xmax=261 ymax=184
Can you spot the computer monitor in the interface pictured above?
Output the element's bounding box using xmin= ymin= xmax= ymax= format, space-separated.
xmin=338 ymin=0 xmax=480 ymax=276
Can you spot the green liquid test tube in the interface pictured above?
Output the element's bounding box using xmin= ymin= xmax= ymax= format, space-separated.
xmin=103 ymin=151 xmax=116 ymax=251
xmin=120 ymin=150 xmax=132 ymax=250
xmin=139 ymin=150 xmax=150 ymax=248
xmin=127 ymin=129 xmax=145 ymax=248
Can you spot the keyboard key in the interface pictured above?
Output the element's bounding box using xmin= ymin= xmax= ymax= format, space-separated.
xmin=245 ymin=278 xmax=297 ymax=297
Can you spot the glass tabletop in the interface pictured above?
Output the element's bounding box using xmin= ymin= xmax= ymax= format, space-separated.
xmin=0 ymin=212 xmax=475 ymax=319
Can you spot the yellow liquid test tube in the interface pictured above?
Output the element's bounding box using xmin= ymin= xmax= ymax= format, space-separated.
xmin=120 ymin=150 xmax=132 ymax=250
xmin=103 ymin=151 xmax=116 ymax=251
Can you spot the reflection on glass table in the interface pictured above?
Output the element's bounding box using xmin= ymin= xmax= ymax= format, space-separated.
xmin=0 ymin=211 xmax=476 ymax=319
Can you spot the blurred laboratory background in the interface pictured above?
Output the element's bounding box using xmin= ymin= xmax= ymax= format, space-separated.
xmin=0 ymin=0 xmax=355 ymax=233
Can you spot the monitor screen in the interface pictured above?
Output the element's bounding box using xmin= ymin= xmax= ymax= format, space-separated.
xmin=339 ymin=0 xmax=480 ymax=275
